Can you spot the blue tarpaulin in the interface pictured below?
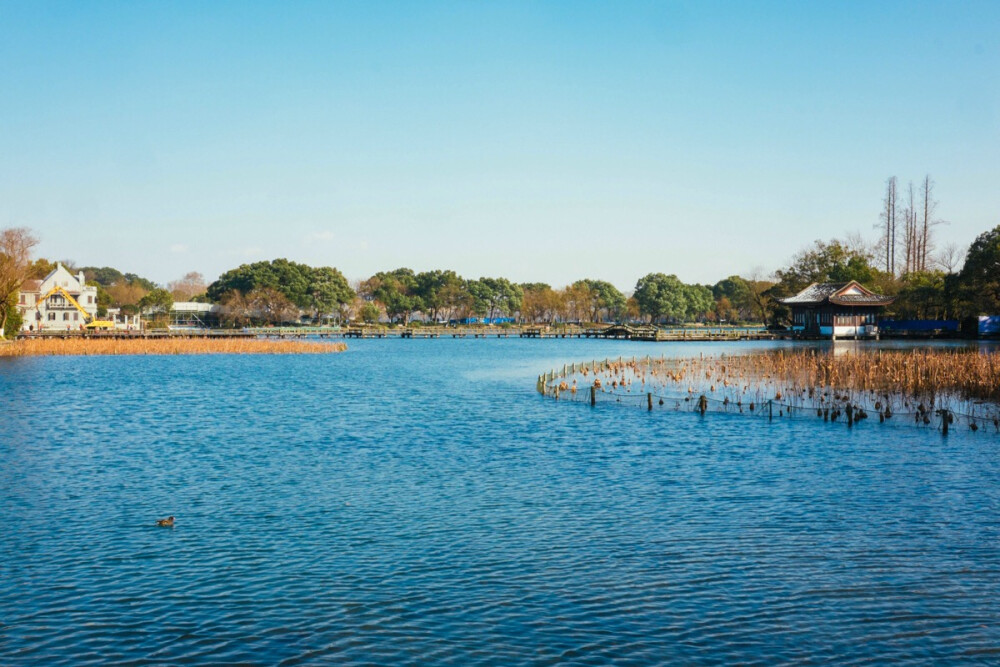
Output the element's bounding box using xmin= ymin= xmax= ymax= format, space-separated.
xmin=878 ymin=319 xmax=959 ymax=332
xmin=979 ymin=316 xmax=1000 ymax=335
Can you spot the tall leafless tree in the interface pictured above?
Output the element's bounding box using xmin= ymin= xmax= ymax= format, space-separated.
xmin=918 ymin=174 xmax=945 ymax=272
xmin=901 ymin=182 xmax=916 ymax=274
xmin=878 ymin=176 xmax=898 ymax=274
xmin=0 ymin=227 xmax=40 ymax=335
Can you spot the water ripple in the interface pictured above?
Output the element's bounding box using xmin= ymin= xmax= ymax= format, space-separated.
xmin=3 ymin=340 xmax=1000 ymax=664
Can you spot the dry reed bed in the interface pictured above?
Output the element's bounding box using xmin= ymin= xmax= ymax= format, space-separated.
xmin=0 ymin=338 xmax=346 ymax=357
xmin=549 ymin=349 xmax=1000 ymax=422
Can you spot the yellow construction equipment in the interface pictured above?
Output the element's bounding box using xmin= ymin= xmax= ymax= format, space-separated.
xmin=36 ymin=286 xmax=116 ymax=329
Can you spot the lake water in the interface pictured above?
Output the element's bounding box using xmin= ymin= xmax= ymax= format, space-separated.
xmin=3 ymin=339 xmax=1000 ymax=665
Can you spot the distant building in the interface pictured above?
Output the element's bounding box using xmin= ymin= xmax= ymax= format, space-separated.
xmin=450 ymin=316 xmax=516 ymax=325
xmin=779 ymin=281 xmax=895 ymax=339
xmin=17 ymin=263 xmax=99 ymax=331
xmin=169 ymin=301 xmax=222 ymax=329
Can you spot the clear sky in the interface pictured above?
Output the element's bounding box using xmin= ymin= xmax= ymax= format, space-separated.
xmin=1 ymin=1 xmax=997 ymax=290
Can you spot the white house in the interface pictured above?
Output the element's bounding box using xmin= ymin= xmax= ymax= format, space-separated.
xmin=17 ymin=263 xmax=100 ymax=331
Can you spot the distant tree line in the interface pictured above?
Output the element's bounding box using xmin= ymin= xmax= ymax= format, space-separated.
xmin=4 ymin=216 xmax=1000 ymax=332
xmin=183 ymin=221 xmax=1000 ymax=326
xmin=203 ymin=263 xmax=771 ymax=326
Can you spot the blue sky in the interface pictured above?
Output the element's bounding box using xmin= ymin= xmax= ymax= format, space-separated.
xmin=1 ymin=1 xmax=997 ymax=289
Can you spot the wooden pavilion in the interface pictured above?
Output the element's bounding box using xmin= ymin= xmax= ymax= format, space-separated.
xmin=779 ymin=281 xmax=895 ymax=339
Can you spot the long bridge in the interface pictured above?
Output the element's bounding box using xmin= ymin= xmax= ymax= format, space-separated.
xmin=17 ymin=324 xmax=781 ymax=342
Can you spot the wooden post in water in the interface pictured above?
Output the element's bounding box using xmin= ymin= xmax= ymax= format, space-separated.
xmin=768 ymin=399 xmax=773 ymax=421
xmin=698 ymin=395 xmax=707 ymax=415
xmin=846 ymin=403 xmax=854 ymax=427
xmin=647 ymin=392 xmax=653 ymax=411
xmin=590 ymin=385 xmax=597 ymax=407
xmin=942 ymin=409 xmax=950 ymax=435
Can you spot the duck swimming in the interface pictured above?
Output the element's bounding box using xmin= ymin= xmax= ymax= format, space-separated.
xmin=156 ymin=516 xmax=175 ymax=527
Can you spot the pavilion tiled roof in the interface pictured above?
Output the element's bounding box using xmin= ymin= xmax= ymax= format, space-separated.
xmin=778 ymin=281 xmax=895 ymax=307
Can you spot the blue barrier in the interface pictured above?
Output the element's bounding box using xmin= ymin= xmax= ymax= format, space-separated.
xmin=979 ymin=316 xmax=1000 ymax=336
xmin=878 ymin=319 xmax=959 ymax=332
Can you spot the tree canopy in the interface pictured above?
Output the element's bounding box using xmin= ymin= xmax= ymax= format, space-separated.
xmin=207 ymin=259 xmax=354 ymax=320
xmin=960 ymin=225 xmax=1000 ymax=314
xmin=467 ymin=277 xmax=523 ymax=321
xmin=0 ymin=227 xmax=39 ymax=337
xmin=633 ymin=273 xmax=689 ymax=323
xmin=362 ymin=268 xmax=421 ymax=323
xmin=137 ymin=288 xmax=174 ymax=316
xmin=773 ymin=240 xmax=886 ymax=294
xmin=571 ymin=279 xmax=627 ymax=322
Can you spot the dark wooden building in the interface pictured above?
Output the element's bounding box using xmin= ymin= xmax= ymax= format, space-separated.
xmin=779 ymin=281 xmax=895 ymax=339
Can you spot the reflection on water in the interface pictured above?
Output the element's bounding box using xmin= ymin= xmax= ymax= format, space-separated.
xmin=2 ymin=339 xmax=1000 ymax=665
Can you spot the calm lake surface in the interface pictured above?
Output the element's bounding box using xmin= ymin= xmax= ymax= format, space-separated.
xmin=3 ymin=338 xmax=1000 ymax=665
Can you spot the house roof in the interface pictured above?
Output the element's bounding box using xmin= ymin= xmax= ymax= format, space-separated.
xmin=778 ymin=281 xmax=895 ymax=307
xmin=21 ymin=279 xmax=42 ymax=292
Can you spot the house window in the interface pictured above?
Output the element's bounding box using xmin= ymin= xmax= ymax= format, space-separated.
xmin=19 ymin=294 xmax=25 ymax=304
xmin=63 ymin=313 xmax=69 ymax=321
xmin=73 ymin=313 xmax=79 ymax=321
xmin=48 ymin=313 xmax=56 ymax=321
xmin=88 ymin=296 xmax=94 ymax=304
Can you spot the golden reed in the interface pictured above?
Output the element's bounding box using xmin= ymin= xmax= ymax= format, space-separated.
xmin=589 ymin=349 xmax=1000 ymax=405
xmin=0 ymin=338 xmax=346 ymax=357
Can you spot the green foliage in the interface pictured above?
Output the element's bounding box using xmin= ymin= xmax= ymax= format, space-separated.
xmin=466 ymin=277 xmax=523 ymax=321
xmin=94 ymin=283 xmax=112 ymax=317
xmin=207 ymin=259 xmax=354 ymax=320
xmin=633 ymin=273 xmax=688 ymax=323
xmin=137 ymin=288 xmax=174 ymax=315
xmin=364 ymin=268 xmax=421 ymax=323
xmin=1 ymin=294 xmax=22 ymax=338
xmin=894 ymin=271 xmax=949 ymax=319
xmin=359 ymin=302 xmax=381 ymax=323
xmin=81 ymin=266 xmax=125 ymax=286
xmin=960 ymin=225 xmax=1000 ymax=314
xmin=774 ymin=240 xmax=886 ymax=294
xmin=683 ymin=284 xmax=715 ymax=321
xmin=27 ymin=258 xmax=57 ymax=280
xmin=308 ymin=266 xmax=354 ymax=320
xmin=79 ymin=266 xmax=159 ymax=292
xmin=415 ymin=269 xmax=463 ymax=321
xmin=712 ymin=275 xmax=759 ymax=323
xmin=713 ymin=275 xmax=750 ymax=305
xmin=124 ymin=273 xmax=158 ymax=291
